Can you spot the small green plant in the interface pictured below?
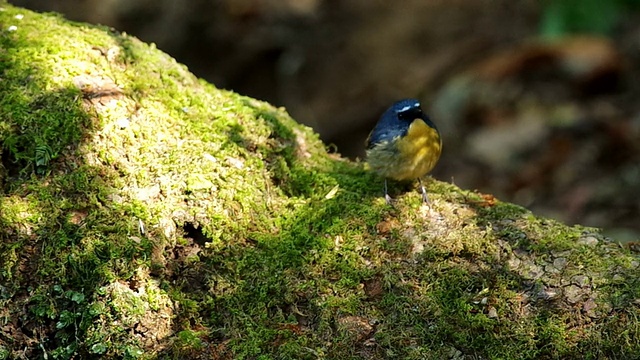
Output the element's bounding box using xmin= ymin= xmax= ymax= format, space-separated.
xmin=34 ymin=143 xmax=53 ymax=173
xmin=175 ymin=330 xmax=204 ymax=350
xmin=0 ymin=346 xmax=10 ymax=360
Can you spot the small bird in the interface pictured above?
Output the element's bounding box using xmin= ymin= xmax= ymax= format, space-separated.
xmin=366 ymin=99 xmax=442 ymax=203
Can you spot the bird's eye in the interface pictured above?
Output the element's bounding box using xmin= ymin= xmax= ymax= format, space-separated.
xmin=397 ymin=106 xmax=421 ymax=121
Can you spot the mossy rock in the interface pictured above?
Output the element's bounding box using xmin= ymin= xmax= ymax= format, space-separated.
xmin=0 ymin=4 xmax=638 ymax=359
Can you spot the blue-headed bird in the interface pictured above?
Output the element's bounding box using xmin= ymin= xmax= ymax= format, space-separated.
xmin=366 ymin=99 xmax=442 ymax=203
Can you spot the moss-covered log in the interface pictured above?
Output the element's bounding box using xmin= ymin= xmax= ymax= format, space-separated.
xmin=0 ymin=4 xmax=638 ymax=359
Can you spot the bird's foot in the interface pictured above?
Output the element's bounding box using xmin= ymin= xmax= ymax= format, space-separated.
xmin=421 ymin=191 xmax=430 ymax=205
xmin=418 ymin=178 xmax=431 ymax=205
xmin=385 ymin=193 xmax=394 ymax=205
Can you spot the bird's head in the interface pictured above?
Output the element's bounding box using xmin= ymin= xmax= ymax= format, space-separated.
xmin=392 ymin=99 xmax=423 ymax=123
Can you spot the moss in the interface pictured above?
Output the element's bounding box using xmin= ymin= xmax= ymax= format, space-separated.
xmin=0 ymin=4 xmax=639 ymax=360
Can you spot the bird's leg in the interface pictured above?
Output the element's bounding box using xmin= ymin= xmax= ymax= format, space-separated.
xmin=418 ymin=178 xmax=430 ymax=204
xmin=384 ymin=179 xmax=393 ymax=204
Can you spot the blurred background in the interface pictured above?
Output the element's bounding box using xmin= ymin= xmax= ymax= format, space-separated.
xmin=10 ymin=0 xmax=640 ymax=240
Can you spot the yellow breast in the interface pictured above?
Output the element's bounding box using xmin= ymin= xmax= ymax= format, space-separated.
xmin=395 ymin=119 xmax=442 ymax=179
xmin=367 ymin=119 xmax=442 ymax=181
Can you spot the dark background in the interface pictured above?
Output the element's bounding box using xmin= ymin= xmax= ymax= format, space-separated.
xmin=11 ymin=0 xmax=640 ymax=240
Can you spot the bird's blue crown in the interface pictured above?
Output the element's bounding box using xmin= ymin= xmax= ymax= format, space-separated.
xmin=366 ymin=98 xmax=437 ymax=149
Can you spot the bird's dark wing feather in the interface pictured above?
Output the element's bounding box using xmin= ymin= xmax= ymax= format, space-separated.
xmin=366 ymin=122 xmax=409 ymax=149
